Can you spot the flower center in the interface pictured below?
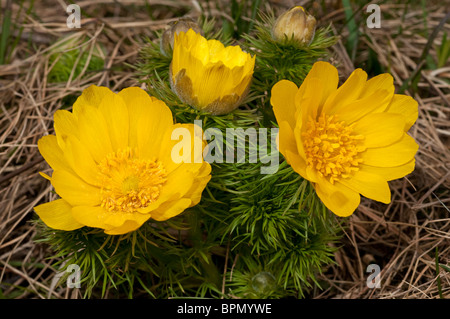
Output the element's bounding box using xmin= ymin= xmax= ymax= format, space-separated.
xmin=98 ymin=147 xmax=167 ymax=213
xmin=302 ymin=113 xmax=365 ymax=184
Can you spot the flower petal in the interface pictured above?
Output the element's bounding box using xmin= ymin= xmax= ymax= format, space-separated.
xmin=64 ymin=135 xmax=99 ymax=186
xmin=104 ymin=220 xmax=142 ymax=235
xmin=334 ymin=88 xmax=393 ymax=124
xmin=385 ymin=94 xmax=418 ymax=131
xmin=340 ymin=170 xmax=391 ymax=204
xmin=360 ymin=159 xmax=415 ymax=181
xmin=102 ymin=211 xmax=151 ymax=233
xmin=34 ymin=199 xmax=83 ymax=231
xmin=137 ymin=166 xmax=196 ymax=214
xmin=158 ymin=123 xmax=205 ymax=174
xmin=72 ymin=85 xmax=116 ymax=117
xmin=183 ymin=167 xmax=212 ymax=207
xmin=314 ymin=180 xmax=360 ymax=217
xmin=98 ymin=92 xmax=129 ymax=151
xmin=51 ymin=170 xmax=101 ymax=206
xmin=322 ymin=68 xmax=368 ymax=115
xmin=301 ymin=61 xmax=339 ymax=108
xmin=72 ymin=206 xmax=150 ymax=234
xmin=295 ymin=76 xmax=323 ymax=125
xmin=278 ymin=120 xmax=299 ymax=157
xmin=271 ymin=80 xmax=298 ymax=129
xmin=151 ymin=198 xmax=192 ymax=221
xmin=335 ymin=74 xmax=395 ymax=123
xmin=53 ymin=109 xmax=79 ymax=150
xmin=362 ymin=133 xmax=418 ymax=167
xmin=119 ymin=87 xmax=173 ymax=154
xmin=38 ymin=135 xmax=73 ymax=173
xmin=353 ymin=113 xmax=405 ymax=148
xmin=284 ymin=149 xmax=308 ymax=180
xmin=359 ymin=73 xmax=394 ymax=100
xmin=77 ymin=103 xmax=113 ymax=163
xmin=71 ymin=205 xmax=108 ymax=229
xmin=136 ymin=100 xmax=173 ymax=160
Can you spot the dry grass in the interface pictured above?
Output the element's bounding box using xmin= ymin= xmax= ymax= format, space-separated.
xmin=0 ymin=0 xmax=449 ymax=299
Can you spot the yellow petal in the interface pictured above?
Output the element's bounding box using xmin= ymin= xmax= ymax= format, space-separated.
xmin=385 ymin=94 xmax=418 ymax=131
xmin=302 ymin=61 xmax=339 ymax=108
xmin=53 ymin=110 xmax=79 ymax=150
xmin=305 ymin=165 xmax=319 ymax=183
xmin=334 ymin=88 xmax=393 ymax=124
xmin=322 ymin=68 xmax=368 ymax=115
xmin=98 ymin=92 xmax=129 ymax=151
xmin=37 ymin=135 xmax=73 ymax=173
xmin=362 ymin=133 xmax=418 ymax=167
xmin=353 ymin=113 xmax=405 ymax=148
xmin=333 ymin=73 xmax=394 ymax=123
xmin=64 ymin=135 xmax=99 ymax=186
xmin=77 ymin=103 xmax=113 ymax=163
xmin=136 ymin=99 xmax=173 ymax=159
xmin=72 ymin=85 xmax=116 ymax=117
xmin=102 ymin=211 xmax=151 ymax=232
xmin=39 ymin=172 xmax=51 ymax=181
xmin=73 ymin=206 xmax=149 ymax=234
xmin=162 ymin=166 xmax=197 ymax=200
xmin=192 ymin=63 xmax=240 ymax=107
xmin=270 ymin=80 xmax=298 ymax=129
xmin=359 ymin=73 xmax=394 ymax=100
xmin=284 ymin=149 xmax=308 ymax=180
xmin=137 ymin=166 xmax=196 ymax=214
xmin=71 ymin=205 xmax=108 ymax=229
xmin=196 ymin=159 xmax=213 ymax=178
xmin=293 ymin=112 xmax=308 ymax=160
xmin=314 ymin=180 xmax=360 ymax=217
xmin=158 ymin=123 xmax=205 ymax=174
xmin=295 ymin=76 xmax=323 ymax=125
xmin=278 ymin=120 xmax=299 ymax=157
xmin=51 ymin=170 xmax=101 ymax=206
xmin=118 ymin=86 xmax=152 ymax=105
xmin=34 ymin=199 xmax=83 ymax=231
xmin=104 ymin=220 xmax=142 ymax=235
xmin=118 ymin=87 xmax=167 ymax=150
xmin=360 ymin=159 xmax=415 ymax=181
xmin=234 ymin=71 xmax=253 ymax=96
xmin=183 ymin=171 xmax=212 ymax=207
xmin=340 ymin=170 xmax=391 ymax=204
xmin=151 ymin=198 xmax=192 ymax=221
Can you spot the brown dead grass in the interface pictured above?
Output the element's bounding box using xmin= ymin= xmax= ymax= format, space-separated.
xmin=0 ymin=0 xmax=449 ymax=299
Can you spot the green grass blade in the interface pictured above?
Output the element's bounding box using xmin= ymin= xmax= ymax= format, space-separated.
xmin=342 ymin=0 xmax=359 ymax=61
xmin=0 ymin=0 xmax=12 ymax=65
xmin=435 ymin=247 xmax=444 ymax=299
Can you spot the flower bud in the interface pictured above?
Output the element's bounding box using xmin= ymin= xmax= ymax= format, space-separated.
xmin=251 ymin=272 xmax=276 ymax=295
xmin=160 ymin=18 xmax=203 ymax=57
xmin=272 ymin=6 xmax=316 ymax=46
xmin=170 ymin=29 xmax=255 ymax=115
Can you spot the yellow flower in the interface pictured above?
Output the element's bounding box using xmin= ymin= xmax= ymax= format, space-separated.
xmin=272 ymin=6 xmax=316 ymax=45
xmin=170 ymin=28 xmax=255 ymax=115
xmin=160 ymin=18 xmax=203 ymax=57
xmin=271 ymin=62 xmax=419 ymax=217
xmin=35 ymin=85 xmax=211 ymax=235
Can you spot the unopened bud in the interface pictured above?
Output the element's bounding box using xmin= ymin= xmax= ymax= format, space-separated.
xmin=251 ymin=271 xmax=276 ymax=295
xmin=272 ymin=6 xmax=316 ymax=46
xmin=160 ymin=18 xmax=203 ymax=57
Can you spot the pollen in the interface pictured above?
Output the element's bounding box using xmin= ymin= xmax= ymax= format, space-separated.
xmin=97 ymin=147 xmax=167 ymax=213
xmin=302 ymin=113 xmax=365 ymax=184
